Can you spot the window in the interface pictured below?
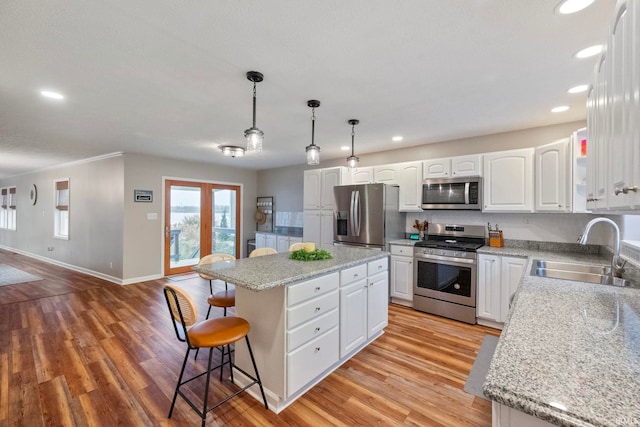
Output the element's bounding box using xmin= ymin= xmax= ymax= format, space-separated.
xmin=54 ymin=179 xmax=69 ymax=239
xmin=0 ymin=187 xmax=16 ymax=230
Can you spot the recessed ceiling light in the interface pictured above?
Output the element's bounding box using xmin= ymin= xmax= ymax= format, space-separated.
xmin=575 ymin=45 xmax=603 ymax=59
xmin=340 ymin=146 xmax=350 ymax=151
xmin=555 ymin=0 xmax=595 ymax=14
xmin=568 ymin=84 xmax=589 ymax=94
xmin=551 ymin=106 xmax=570 ymax=113
xmin=40 ymin=90 xmax=65 ymax=100
xmin=392 ymin=136 xmax=403 ymax=142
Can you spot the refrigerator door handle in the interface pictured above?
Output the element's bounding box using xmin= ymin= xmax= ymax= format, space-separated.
xmin=354 ymin=190 xmax=361 ymax=236
xmin=349 ymin=190 xmax=356 ymax=236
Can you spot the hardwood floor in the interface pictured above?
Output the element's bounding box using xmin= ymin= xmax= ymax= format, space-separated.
xmin=0 ymin=249 xmax=500 ymax=426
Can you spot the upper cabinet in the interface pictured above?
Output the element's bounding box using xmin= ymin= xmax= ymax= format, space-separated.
xmin=303 ymin=167 xmax=347 ymax=210
xmin=534 ymin=138 xmax=570 ymax=212
xmin=373 ymin=165 xmax=400 ymax=185
xmin=396 ymin=162 xmax=422 ymax=212
xmin=423 ymin=154 xmax=482 ymax=179
xmin=483 ymin=148 xmax=534 ymax=212
xmin=349 ymin=167 xmax=374 ymax=184
xmin=587 ymin=0 xmax=640 ymax=211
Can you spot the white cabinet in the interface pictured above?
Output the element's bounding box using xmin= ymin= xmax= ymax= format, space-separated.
xmin=534 ymin=138 xmax=570 ymax=212
xmin=492 ymin=402 xmax=556 ymax=427
xmin=587 ymin=0 xmax=640 ymax=212
xmin=571 ymin=128 xmax=589 ymax=213
xmin=350 ymin=167 xmax=374 ymax=184
xmin=424 ymin=155 xmax=482 ymax=179
xmin=373 ymin=165 xmax=400 ymax=184
xmin=452 ymin=154 xmax=482 ymax=177
xmin=304 ymin=167 xmax=345 ymax=250
xmin=303 ymin=167 xmax=347 ymax=210
xmin=477 ymin=254 xmax=526 ymax=328
xmin=277 ymin=235 xmax=302 ymax=253
xmin=339 ymin=258 xmax=389 ymax=358
xmin=390 ymin=244 xmax=413 ymax=306
xmin=396 ymin=161 xmax=423 ymax=212
xmin=303 ymin=210 xmax=334 ymax=250
xmin=423 ymin=158 xmax=451 ymax=178
xmin=286 ymin=273 xmax=340 ymax=397
xmin=483 ymin=148 xmax=534 ymax=212
xmin=256 ymin=232 xmax=278 ymax=250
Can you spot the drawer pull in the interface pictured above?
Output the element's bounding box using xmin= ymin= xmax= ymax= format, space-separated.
xmin=353 ymin=273 xmax=359 ymax=278
xmin=315 ymin=347 xmax=321 ymax=353
xmin=314 ymin=286 xmax=321 ymax=292
xmin=315 ymin=307 xmax=321 ymax=312
xmin=315 ymin=327 xmax=321 ymax=333
xmin=378 ymin=265 xmax=382 ymax=269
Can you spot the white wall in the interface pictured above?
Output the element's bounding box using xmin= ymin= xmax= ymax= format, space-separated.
xmin=122 ymin=153 xmax=258 ymax=281
xmin=0 ymin=154 xmax=125 ymax=280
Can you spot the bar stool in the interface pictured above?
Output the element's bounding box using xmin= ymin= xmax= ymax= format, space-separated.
xmin=248 ymin=247 xmax=278 ymax=257
xmin=197 ymin=254 xmax=236 ymax=319
xmin=288 ymin=242 xmax=306 ymax=251
xmin=164 ymin=285 xmax=268 ymax=426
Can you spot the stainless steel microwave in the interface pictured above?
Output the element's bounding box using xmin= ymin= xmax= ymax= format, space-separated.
xmin=421 ymin=176 xmax=482 ymax=210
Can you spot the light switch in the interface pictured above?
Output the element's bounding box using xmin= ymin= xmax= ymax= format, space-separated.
xmin=147 ymin=212 xmax=158 ymax=220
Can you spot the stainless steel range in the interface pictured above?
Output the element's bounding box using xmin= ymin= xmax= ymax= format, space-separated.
xmin=413 ymin=224 xmax=485 ymax=324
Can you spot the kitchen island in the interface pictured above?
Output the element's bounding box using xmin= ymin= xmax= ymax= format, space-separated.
xmin=479 ymin=246 xmax=640 ymax=427
xmin=193 ymin=246 xmax=390 ymax=413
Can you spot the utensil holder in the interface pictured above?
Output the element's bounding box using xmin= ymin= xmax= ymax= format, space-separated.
xmin=489 ymin=230 xmax=504 ymax=247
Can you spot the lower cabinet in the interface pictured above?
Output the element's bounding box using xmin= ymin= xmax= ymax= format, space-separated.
xmin=303 ymin=209 xmax=334 ymax=250
xmin=277 ymin=235 xmax=302 ymax=253
xmin=477 ymin=254 xmax=526 ymax=328
xmin=492 ymin=402 xmax=555 ymax=427
xmin=339 ymin=258 xmax=389 ymax=358
xmin=390 ymin=244 xmax=413 ymax=306
xmin=256 ymin=232 xmax=277 ymax=250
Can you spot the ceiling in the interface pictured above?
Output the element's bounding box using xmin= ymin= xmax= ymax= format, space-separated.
xmin=0 ymin=0 xmax=615 ymax=179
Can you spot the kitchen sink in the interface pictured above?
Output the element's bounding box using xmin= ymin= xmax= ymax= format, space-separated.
xmin=530 ymin=259 xmax=634 ymax=288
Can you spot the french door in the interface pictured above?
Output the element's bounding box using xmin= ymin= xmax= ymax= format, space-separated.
xmin=164 ymin=179 xmax=241 ymax=276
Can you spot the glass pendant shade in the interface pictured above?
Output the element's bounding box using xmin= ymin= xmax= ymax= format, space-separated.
xmin=244 ymin=127 xmax=263 ymax=152
xmin=306 ymin=144 xmax=320 ymax=165
xmin=245 ymin=71 xmax=264 ymax=153
xmin=305 ymin=100 xmax=321 ymax=165
xmin=346 ymin=119 xmax=360 ymax=169
xmin=347 ymin=154 xmax=359 ymax=169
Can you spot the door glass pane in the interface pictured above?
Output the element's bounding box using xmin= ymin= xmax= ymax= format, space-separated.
xmin=212 ymin=188 xmax=236 ymax=256
xmin=170 ymin=186 xmax=201 ymax=268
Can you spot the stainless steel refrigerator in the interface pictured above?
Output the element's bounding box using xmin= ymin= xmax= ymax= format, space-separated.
xmin=333 ymin=183 xmax=404 ymax=250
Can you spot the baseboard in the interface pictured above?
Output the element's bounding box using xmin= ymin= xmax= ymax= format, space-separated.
xmin=0 ymin=245 xmax=162 ymax=285
xmin=477 ymin=318 xmax=504 ymax=330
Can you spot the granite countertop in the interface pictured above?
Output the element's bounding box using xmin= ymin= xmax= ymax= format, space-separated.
xmin=388 ymin=239 xmax=417 ymax=247
xmin=481 ymin=247 xmax=640 ymax=427
xmin=193 ymin=246 xmax=388 ymax=291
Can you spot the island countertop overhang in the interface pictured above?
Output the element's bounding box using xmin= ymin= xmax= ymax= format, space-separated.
xmin=193 ymin=246 xmax=389 ymax=291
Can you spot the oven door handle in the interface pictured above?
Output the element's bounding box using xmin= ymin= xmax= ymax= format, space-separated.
xmin=414 ymin=253 xmax=476 ymax=266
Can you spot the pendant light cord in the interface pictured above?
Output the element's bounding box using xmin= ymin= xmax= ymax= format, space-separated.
xmin=311 ymin=107 xmax=316 ymax=146
xmin=351 ymin=123 xmax=355 ymax=156
xmin=252 ymin=82 xmax=257 ymax=128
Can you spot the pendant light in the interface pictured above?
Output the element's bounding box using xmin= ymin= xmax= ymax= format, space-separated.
xmin=244 ymin=71 xmax=264 ymax=153
xmin=305 ymin=100 xmax=321 ymax=165
xmin=346 ymin=119 xmax=360 ymax=169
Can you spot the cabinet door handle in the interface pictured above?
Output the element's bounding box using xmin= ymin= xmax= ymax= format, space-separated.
xmin=314 ymin=286 xmax=321 ymax=292
xmin=614 ymin=186 xmax=638 ymax=195
xmin=315 ymin=307 xmax=321 ymax=312
xmin=315 ymin=327 xmax=321 ymax=333
xmin=315 ymin=347 xmax=321 ymax=353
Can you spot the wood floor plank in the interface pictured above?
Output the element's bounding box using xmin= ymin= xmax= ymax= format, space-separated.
xmin=0 ymin=250 xmax=498 ymax=426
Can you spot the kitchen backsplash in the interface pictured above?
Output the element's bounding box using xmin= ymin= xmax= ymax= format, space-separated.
xmin=405 ymin=211 xmax=609 ymax=245
xmin=276 ymin=211 xmax=304 ymax=228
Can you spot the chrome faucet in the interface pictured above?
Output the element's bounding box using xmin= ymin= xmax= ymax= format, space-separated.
xmin=579 ymin=217 xmax=626 ymax=277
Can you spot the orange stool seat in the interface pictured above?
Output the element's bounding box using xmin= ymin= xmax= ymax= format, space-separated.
xmin=207 ymin=289 xmax=236 ymax=308
xmin=188 ymin=316 xmax=249 ymax=348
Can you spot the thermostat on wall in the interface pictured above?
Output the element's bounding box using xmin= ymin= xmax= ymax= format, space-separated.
xmin=134 ymin=189 xmax=153 ymax=202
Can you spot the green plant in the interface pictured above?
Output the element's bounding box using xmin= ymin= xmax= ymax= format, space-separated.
xmin=288 ymin=249 xmax=333 ymax=261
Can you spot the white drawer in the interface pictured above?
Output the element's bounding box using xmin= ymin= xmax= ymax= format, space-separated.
xmin=287 ymin=308 xmax=338 ymax=352
xmin=340 ymin=264 xmax=367 ymax=286
xmin=288 ymin=272 xmax=339 ymax=306
xmin=287 ymin=326 xmax=339 ymax=397
xmin=390 ymin=245 xmax=412 ymax=256
xmin=287 ymin=290 xmax=339 ymax=329
xmin=368 ymin=257 xmax=388 ymax=275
